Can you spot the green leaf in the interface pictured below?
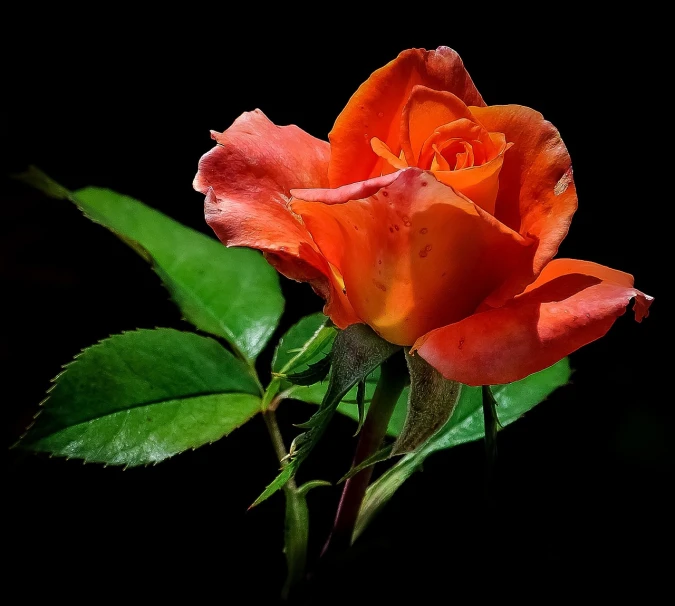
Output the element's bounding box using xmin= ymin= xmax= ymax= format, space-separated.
xmin=354 ymin=358 xmax=572 ymax=541
xmin=252 ymin=324 xmax=401 ymax=507
xmin=429 ymin=357 xmax=572 ymax=451
xmin=272 ymin=313 xmax=336 ymax=374
xmin=251 ymin=464 xmax=295 ymax=509
xmin=262 ymin=313 xmax=336 ymax=410
xmin=391 ymin=352 xmax=462 ymax=456
xmin=338 ymin=378 xmax=407 ymax=434
xmin=267 ymin=314 xmax=396 ymax=421
xmin=281 ymin=354 xmax=332 ymax=386
xmin=18 ymin=167 xmax=283 ymax=361
xmin=338 ymin=445 xmax=393 ymax=483
xmin=354 ymin=380 xmax=367 ymax=436
xmin=17 ymin=329 xmax=262 ymax=466
xmin=297 ymin=480 xmax=332 ymax=497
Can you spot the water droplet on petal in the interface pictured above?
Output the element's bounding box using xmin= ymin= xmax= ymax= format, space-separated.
xmin=425 ymin=244 xmax=432 ymax=252
xmin=420 ymin=227 xmax=428 ymax=234
xmin=382 ymin=191 xmax=389 ymax=197
xmin=378 ymin=111 xmax=384 ymax=118
xmin=419 ymin=248 xmax=428 ymax=258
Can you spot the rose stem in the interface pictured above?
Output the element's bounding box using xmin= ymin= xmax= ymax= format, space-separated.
xmin=264 ymin=410 xmax=311 ymax=600
xmin=262 ymin=410 xmax=298 ymax=490
xmin=321 ymin=352 xmax=407 ymax=557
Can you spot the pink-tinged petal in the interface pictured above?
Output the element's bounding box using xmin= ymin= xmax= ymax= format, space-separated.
xmin=328 ymin=47 xmax=486 ymax=188
xmin=470 ymin=104 xmax=578 ymax=274
xmin=291 ymin=171 xmax=400 ymax=205
xmin=292 ymin=168 xmax=534 ymax=346
xmin=194 ymin=109 xmax=331 ymax=205
xmin=413 ymin=260 xmax=653 ymax=385
xmin=400 ymin=87 xmax=476 ymax=165
xmin=194 ymin=109 xmax=359 ymax=328
xmin=205 ymin=189 xmax=359 ymax=329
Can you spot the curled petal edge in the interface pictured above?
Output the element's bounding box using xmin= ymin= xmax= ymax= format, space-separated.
xmin=412 ymin=259 xmax=653 ymax=385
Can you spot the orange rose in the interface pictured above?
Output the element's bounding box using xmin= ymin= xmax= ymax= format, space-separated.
xmin=194 ymin=47 xmax=652 ymax=385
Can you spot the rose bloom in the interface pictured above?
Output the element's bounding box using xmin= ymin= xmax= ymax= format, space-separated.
xmin=194 ymin=47 xmax=652 ymax=385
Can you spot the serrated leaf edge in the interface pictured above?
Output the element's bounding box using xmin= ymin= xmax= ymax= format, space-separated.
xmin=17 ymin=169 xmax=280 ymax=361
xmin=13 ymin=328 xmax=258 ymax=466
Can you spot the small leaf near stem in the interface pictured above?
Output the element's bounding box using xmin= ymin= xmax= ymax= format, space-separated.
xmin=278 ymin=353 xmax=332 ymax=385
xmin=338 ymin=445 xmax=393 ymax=483
xmin=252 ymin=324 xmax=400 ymax=507
xmin=321 ymin=351 xmax=408 ymax=557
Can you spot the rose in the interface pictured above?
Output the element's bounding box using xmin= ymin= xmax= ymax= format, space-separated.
xmin=194 ymin=47 xmax=652 ymax=385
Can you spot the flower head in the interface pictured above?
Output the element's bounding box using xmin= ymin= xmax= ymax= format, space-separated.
xmin=194 ymin=47 xmax=652 ymax=385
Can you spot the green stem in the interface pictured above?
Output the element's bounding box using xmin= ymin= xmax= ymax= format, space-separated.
xmin=321 ymin=353 xmax=407 ymax=556
xmin=263 ymin=410 xmax=308 ymax=601
xmin=262 ymin=410 xmax=297 ymax=490
xmin=237 ymin=349 xmax=306 ymax=598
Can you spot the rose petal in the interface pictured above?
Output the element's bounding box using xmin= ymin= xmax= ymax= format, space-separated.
xmin=400 ymin=86 xmax=477 ymax=165
xmin=430 ymin=146 xmax=452 ymax=171
xmin=292 ymin=168 xmax=534 ymax=346
xmin=418 ymin=120 xmax=488 ymax=168
xmin=450 ymin=141 xmax=474 ymax=169
xmin=433 ymin=144 xmax=510 ymax=216
xmin=470 ymin=105 xmax=578 ymax=274
xmin=523 ymin=258 xmax=635 ymax=292
xmin=328 ymin=47 xmax=485 ymax=188
xmin=194 ymin=109 xmax=359 ymax=327
xmin=370 ymin=137 xmax=409 ymax=173
xmin=413 ymin=259 xmax=653 ymax=385
xmin=291 ymin=171 xmax=400 ymax=205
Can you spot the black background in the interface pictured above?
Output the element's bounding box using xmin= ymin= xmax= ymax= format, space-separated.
xmin=4 ymin=12 xmax=670 ymax=604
